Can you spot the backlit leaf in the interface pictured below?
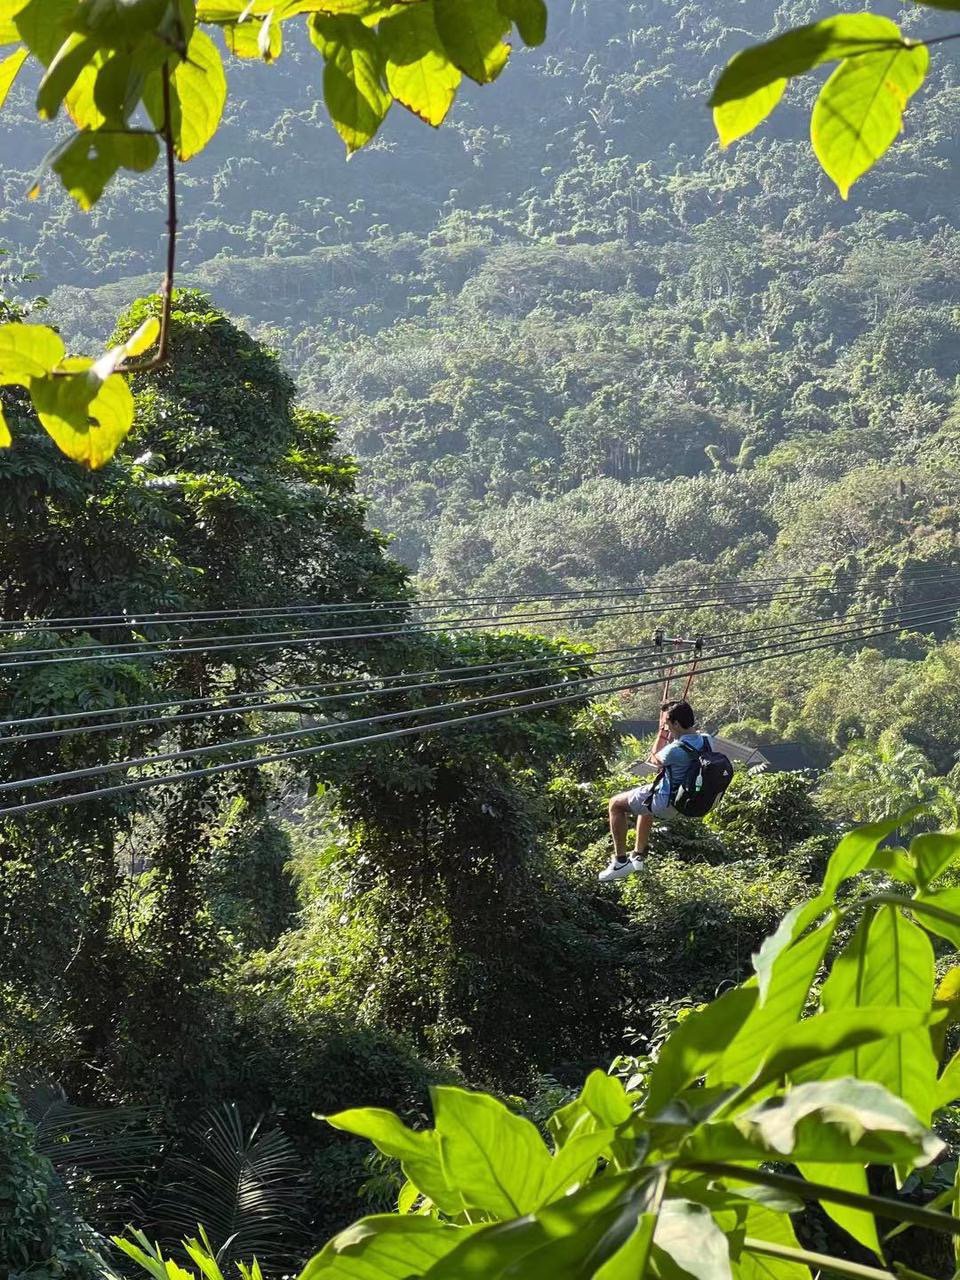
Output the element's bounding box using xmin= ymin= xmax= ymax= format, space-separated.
xmin=309 ymin=13 xmax=391 ymax=153
xmin=0 ymin=322 xmax=66 ymax=379
xmin=910 ymin=831 xmax=960 ymax=890
xmin=434 ymin=0 xmax=510 ymax=85
xmin=144 ymin=27 xmax=227 ymax=160
xmin=811 ymin=41 xmax=929 ymax=198
xmin=0 ymin=405 xmax=10 ymax=448
xmin=380 ymin=2 xmax=460 ymax=127
xmin=710 ymin=13 xmax=908 ymax=135
xmin=648 ymin=986 xmax=758 ymax=1114
xmin=795 ymin=1162 xmax=880 ymax=1256
xmin=0 ymin=44 xmax=26 ymax=107
xmin=654 ymin=1199 xmax=732 ymax=1280
xmin=322 ymin=1105 xmax=461 ymax=1214
xmin=31 ymin=360 xmax=135 ymax=469
xmin=432 ymin=1086 xmax=552 ymax=1218
xmin=299 ymin=1215 xmax=470 ymax=1280
xmin=714 ymin=79 xmax=786 ymax=148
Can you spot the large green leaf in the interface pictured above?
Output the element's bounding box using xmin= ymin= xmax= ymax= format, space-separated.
xmin=434 ymin=0 xmax=510 ymax=84
xmin=733 ymin=1204 xmax=807 ymax=1280
xmin=379 ymin=2 xmax=460 ymax=127
xmin=422 ymin=1172 xmax=650 ymax=1279
xmin=913 ymin=886 xmax=960 ymax=947
xmin=910 ymin=831 xmax=960 ymax=889
xmin=742 ymin=1005 xmax=935 ymax=1102
xmin=143 ymin=27 xmax=227 ymax=160
xmin=811 ymin=41 xmax=929 ymax=198
xmin=431 ymin=1086 xmax=553 ymax=1218
xmin=647 ymin=986 xmax=758 ymax=1115
xmin=750 ymin=814 xmax=913 ymax=1000
xmin=37 ymin=32 xmax=99 ymax=119
xmin=710 ymin=13 xmax=909 ymax=146
xmin=803 ymin=904 xmax=938 ymax=1122
xmin=707 ymin=919 xmax=836 ymax=1089
xmin=795 ymin=1162 xmax=879 ymax=1256
xmin=309 ymin=13 xmax=391 ymax=152
xmin=323 ymin=1105 xmax=461 ymax=1214
xmin=299 ymin=1216 xmax=470 ymax=1280
xmin=685 ymin=1078 xmax=943 ymax=1168
xmin=548 ymin=1069 xmax=632 ymax=1148
xmin=0 ymin=322 xmax=66 ymax=379
xmin=653 ymin=1199 xmax=732 ymax=1280
xmin=30 ymin=359 xmax=136 ymax=469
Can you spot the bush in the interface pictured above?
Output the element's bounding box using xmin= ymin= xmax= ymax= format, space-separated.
xmin=0 ymin=1085 xmax=99 ymax=1280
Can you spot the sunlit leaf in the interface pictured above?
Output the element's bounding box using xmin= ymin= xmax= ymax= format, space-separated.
xmin=309 ymin=13 xmax=391 ymax=153
xmin=299 ymin=1215 xmax=470 ymax=1280
xmin=795 ymin=1162 xmax=880 ymax=1256
xmin=654 ymin=1199 xmax=732 ymax=1280
xmin=647 ymin=986 xmax=758 ymax=1114
xmin=434 ymin=0 xmax=510 ymax=85
xmin=0 ymin=43 xmax=26 ymax=107
xmin=811 ymin=41 xmax=929 ymax=198
xmin=31 ymin=359 xmax=135 ymax=469
xmin=380 ymin=2 xmax=460 ymax=127
xmin=710 ymin=13 xmax=908 ymax=143
xmin=37 ymin=32 xmax=99 ymax=119
xmin=0 ymin=322 xmax=66 ymax=379
xmin=144 ymin=27 xmax=227 ymax=160
xmin=910 ymin=831 xmax=960 ymax=891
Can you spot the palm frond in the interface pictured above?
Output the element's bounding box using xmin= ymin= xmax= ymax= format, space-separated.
xmin=22 ymin=1082 xmax=161 ymax=1180
xmin=143 ymin=1102 xmax=309 ymax=1277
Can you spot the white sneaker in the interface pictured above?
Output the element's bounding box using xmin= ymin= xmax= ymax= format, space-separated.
xmin=599 ymin=855 xmax=642 ymax=883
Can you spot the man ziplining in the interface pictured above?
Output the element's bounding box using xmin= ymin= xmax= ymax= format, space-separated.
xmin=600 ymin=698 xmax=725 ymax=883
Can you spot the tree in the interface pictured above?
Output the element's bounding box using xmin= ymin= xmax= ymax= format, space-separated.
xmin=0 ymin=0 xmax=551 ymax=464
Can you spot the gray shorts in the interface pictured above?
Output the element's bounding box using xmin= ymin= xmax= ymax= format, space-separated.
xmin=626 ymin=782 xmax=678 ymax=819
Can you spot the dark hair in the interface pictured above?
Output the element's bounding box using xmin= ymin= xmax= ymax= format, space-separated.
xmin=665 ymin=700 xmax=695 ymax=730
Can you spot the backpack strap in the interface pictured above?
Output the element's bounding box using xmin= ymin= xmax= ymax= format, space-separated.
xmin=641 ymin=767 xmax=666 ymax=811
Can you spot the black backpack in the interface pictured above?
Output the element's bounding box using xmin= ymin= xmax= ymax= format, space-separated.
xmin=673 ymin=736 xmax=734 ymax=818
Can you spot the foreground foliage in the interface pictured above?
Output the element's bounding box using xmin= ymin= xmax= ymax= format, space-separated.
xmin=108 ymin=817 xmax=960 ymax=1279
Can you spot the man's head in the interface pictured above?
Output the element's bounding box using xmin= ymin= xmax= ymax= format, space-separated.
xmin=663 ymin=699 xmax=695 ymax=735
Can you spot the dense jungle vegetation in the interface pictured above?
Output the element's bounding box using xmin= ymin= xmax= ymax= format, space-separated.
xmin=5 ymin=0 xmax=960 ymax=1276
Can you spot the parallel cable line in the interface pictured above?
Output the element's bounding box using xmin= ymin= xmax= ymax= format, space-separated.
xmin=1 ymin=600 xmax=957 ymax=818
xmin=1 ymin=597 xmax=955 ymax=807
xmin=0 ymin=581 xmax=922 ymax=671
xmin=1 ymin=564 xmax=958 ymax=634
xmin=0 ymin=594 xmax=951 ymax=745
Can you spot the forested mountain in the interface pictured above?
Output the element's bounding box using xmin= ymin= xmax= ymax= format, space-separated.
xmin=6 ymin=0 xmax=960 ymax=581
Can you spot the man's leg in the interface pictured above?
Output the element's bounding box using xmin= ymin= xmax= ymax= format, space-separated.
xmin=634 ymin=812 xmax=654 ymax=857
xmin=608 ymin=793 xmax=632 ymax=863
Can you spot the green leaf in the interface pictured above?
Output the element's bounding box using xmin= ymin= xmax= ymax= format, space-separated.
xmin=431 ymin=1086 xmax=551 ymax=1218
xmin=379 ymin=2 xmax=460 ymax=127
xmin=811 ymin=41 xmax=929 ymax=198
xmin=685 ymin=1078 xmax=943 ymax=1168
xmin=49 ymin=127 xmax=159 ymax=209
xmin=37 ymin=32 xmax=99 ymax=119
xmin=14 ymin=0 xmax=75 ymax=64
xmin=653 ymin=1199 xmax=732 ymax=1280
xmin=910 ymin=832 xmax=960 ymax=891
xmin=0 ymin=322 xmax=66 ymax=379
xmin=795 ymin=1162 xmax=880 ymax=1257
xmin=713 ymin=80 xmax=786 ymax=148
xmin=224 ymin=12 xmax=283 ymax=60
xmin=593 ymin=1215 xmax=656 ymax=1280
xmin=299 ymin=1215 xmax=471 ymax=1280
xmin=710 ymin=13 xmax=909 ymax=143
xmin=309 ymin=13 xmax=391 ymax=153
xmin=751 ymin=815 xmax=913 ymax=1000
xmin=0 ymin=0 xmax=27 ymax=45
xmin=708 ymin=919 xmax=836 ymax=1089
xmin=648 ymin=987 xmax=758 ymax=1115
xmin=548 ymin=1069 xmax=632 ymax=1147
xmin=913 ymin=886 xmax=960 ymax=947
xmin=323 ymin=1105 xmax=462 ymax=1215
xmin=734 ymin=1205 xmax=807 ymax=1280
xmin=498 ymin=0 xmax=546 ymax=46
xmin=866 ymin=845 xmax=917 ymax=887
xmin=434 ymin=0 xmax=510 ymax=85
xmin=806 ymin=904 xmax=938 ymax=1122
xmin=0 ymin=44 xmax=26 ymax=106
xmin=143 ymin=27 xmax=227 ymax=160
xmin=423 ymin=1171 xmax=650 ymax=1279
xmin=30 ymin=360 xmax=135 ymax=469
xmin=744 ymin=1005 xmax=936 ymax=1102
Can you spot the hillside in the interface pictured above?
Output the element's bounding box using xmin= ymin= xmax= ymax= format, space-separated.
xmin=3 ymin=0 xmax=958 ymax=583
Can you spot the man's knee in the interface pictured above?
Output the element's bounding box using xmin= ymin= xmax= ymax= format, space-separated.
xmin=609 ymin=793 xmax=632 ymax=816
